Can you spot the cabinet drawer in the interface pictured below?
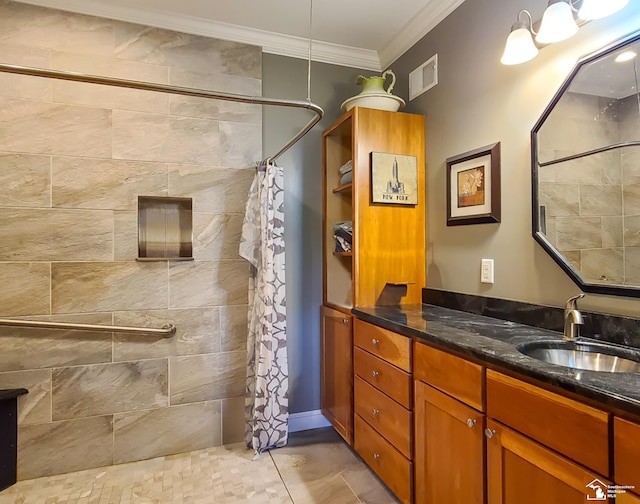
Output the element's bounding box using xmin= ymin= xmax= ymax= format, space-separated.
xmin=414 ymin=342 xmax=484 ymax=411
xmin=354 ymin=347 xmax=411 ymax=408
xmin=487 ymin=370 xmax=609 ymax=476
xmin=354 ymin=319 xmax=411 ymax=372
xmin=614 ymin=417 xmax=640 ymax=491
xmin=354 ymin=376 xmax=412 ymax=458
xmin=354 ymin=414 xmax=412 ymax=504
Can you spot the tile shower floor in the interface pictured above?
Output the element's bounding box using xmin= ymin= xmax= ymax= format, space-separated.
xmin=0 ymin=428 xmax=398 ymax=504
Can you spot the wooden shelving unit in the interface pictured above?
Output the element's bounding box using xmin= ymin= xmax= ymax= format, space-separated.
xmin=320 ymin=107 xmax=426 ymax=448
xmin=322 ymin=107 xmax=425 ymax=311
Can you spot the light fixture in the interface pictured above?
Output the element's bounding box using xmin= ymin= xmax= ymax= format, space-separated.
xmin=578 ymin=0 xmax=629 ymax=20
xmin=501 ymin=0 xmax=630 ymax=65
xmin=536 ymin=0 xmax=579 ymax=44
xmin=500 ymin=10 xmax=539 ymax=65
xmin=615 ymin=50 xmax=637 ymax=63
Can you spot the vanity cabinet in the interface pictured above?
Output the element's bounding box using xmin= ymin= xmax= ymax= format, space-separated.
xmin=486 ymin=370 xmax=609 ymax=476
xmin=485 ymin=419 xmax=612 ymax=504
xmin=413 ymin=342 xmax=485 ymax=504
xmin=618 ymin=494 xmax=640 ymax=504
xmin=353 ymin=319 xmax=413 ymax=504
xmin=320 ymin=306 xmax=353 ymax=444
xmin=486 ymin=369 xmax=611 ymax=503
xmin=412 ymin=340 xmax=619 ymax=504
xmin=614 ymin=417 xmax=640 ymax=498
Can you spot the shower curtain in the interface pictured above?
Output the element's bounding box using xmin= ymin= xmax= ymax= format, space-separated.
xmin=239 ymin=162 xmax=289 ymax=455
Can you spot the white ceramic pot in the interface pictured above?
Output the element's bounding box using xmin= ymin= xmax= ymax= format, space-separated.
xmin=340 ymin=92 xmax=406 ymax=112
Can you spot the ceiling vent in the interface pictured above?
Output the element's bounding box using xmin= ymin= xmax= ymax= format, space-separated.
xmin=409 ymin=54 xmax=438 ymax=101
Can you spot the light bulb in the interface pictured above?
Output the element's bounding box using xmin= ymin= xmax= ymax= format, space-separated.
xmin=501 ymin=25 xmax=539 ymax=65
xmin=535 ymin=0 xmax=579 ymax=44
xmin=578 ymin=0 xmax=629 ymax=20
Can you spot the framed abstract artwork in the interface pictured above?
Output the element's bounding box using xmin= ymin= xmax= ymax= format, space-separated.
xmin=446 ymin=142 xmax=501 ymax=225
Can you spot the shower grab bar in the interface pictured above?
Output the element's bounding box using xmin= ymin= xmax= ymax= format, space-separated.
xmin=0 ymin=318 xmax=176 ymax=337
xmin=0 ymin=63 xmax=324 ymax=163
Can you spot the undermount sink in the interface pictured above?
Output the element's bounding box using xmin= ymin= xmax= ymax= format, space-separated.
xmin=517 ymin=339 xmax=640 ymax=373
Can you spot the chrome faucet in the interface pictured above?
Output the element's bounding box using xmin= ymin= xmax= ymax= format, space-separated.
xmin=563 ymin=293 xmax=585 ymax=340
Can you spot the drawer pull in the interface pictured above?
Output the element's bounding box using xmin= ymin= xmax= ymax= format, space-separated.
xmin=372 ymin=408 xmax=380 ymax=416
xmin=371 ymin=338 xmax=380 ymax=345
xmin=342 ymin=318 xmax=349 ymax=325
xmin=371 ymin=370 xmax=380 ymax=378
xmin=466 ymin=419 xmax=476 ymax=428
xmin=373 ymin=453 xmax=381 ymax=460
xmin=484 ymin=428 xmax=496 ymax=439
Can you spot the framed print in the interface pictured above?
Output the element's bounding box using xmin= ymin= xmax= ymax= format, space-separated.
xmin=371 ymin=152 xmax=418 ymax=205
xmin=446 ymin=142 xmax=501 ymax=225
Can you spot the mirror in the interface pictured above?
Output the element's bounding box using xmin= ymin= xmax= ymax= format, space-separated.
xmin=532 ymin=30 xmax=640 ymax=297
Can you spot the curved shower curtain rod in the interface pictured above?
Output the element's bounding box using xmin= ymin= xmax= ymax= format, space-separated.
xmin=0 ymin=63 xmax=324 ymax=163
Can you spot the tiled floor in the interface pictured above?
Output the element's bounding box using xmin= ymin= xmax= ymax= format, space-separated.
xmin=0 ymin=428 xmax=398 ymax=504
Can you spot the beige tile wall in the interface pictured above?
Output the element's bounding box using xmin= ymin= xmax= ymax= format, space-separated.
xmin=538 ymin=91 xmax=625 ymax=284
xmin=0 ymin=0 xmax=258 ymax=480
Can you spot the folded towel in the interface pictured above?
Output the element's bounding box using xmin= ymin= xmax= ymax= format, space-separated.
xmin=339 ymin=160 xmax=353 ymax=175
xmin=340 ymin=171 xmax=352 ymax=185
xmin=333 ymin=221 xmax=353 ymax=253
xmin=334 ymin=236 xmax=352 ymax=253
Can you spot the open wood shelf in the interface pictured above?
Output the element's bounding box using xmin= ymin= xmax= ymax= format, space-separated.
xmin=332 ymin=183 xmax=353 ymax=194
xmin=333 ymin=251 xmax=353 ymax=257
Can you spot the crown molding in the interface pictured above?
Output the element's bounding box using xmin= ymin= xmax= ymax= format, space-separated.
xmin=12 ymin=0 xmax=381 ymax=71
xmin=379 ymin=0 xmax=466 ymax=69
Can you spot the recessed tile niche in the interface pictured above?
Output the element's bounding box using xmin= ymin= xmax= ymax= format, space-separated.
xmin=137 ymin=196 xmax=193 ymax=261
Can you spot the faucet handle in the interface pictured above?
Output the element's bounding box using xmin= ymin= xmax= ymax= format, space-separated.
xmin=564 ymin=293 xmax=585 ymax=313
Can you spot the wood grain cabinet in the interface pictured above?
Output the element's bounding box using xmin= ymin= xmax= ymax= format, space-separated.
xmin=486 ymin=370 xmax=609 ymax=477
xmin=353 ymin=319 xmax=413 ymax=504
xmin=614 ymin=416 xmax=640 ymax=499
xmin=486 ymin=369 xmax=613 ymax=503
xmin=413 ymin=344 xmax=621 ymax=504
xmin=413 ymin=342 xmax=485 ymax=504
xmin=320 ymin=107 xmax=425 ymax=449
xmin=485 ymin=419 xmax=613 ymax=504
xmin=617 ymin=493 xmax=640 ymax=504
xmin=320 ymin=306 xmax=353 ymax=444
xmin=321 ymin=107 xmax=425 ymax=311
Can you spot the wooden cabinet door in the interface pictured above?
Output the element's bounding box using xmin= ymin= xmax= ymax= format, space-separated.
xmin=320 ymin=306 xmax=353 ymax=444
xmin=614 ymin=417 xmax=640 ymax=491
xmin=414 ymin=380 xmax=485 ymax=504
xmin=486 ymin=419 xmax=613 ymax=504
xmin=617 ymin=493 xmax=640 ymax=504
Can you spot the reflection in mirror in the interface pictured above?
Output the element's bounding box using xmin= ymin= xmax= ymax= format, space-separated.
xmin=532 ymin=31 xmax=640 ymax=297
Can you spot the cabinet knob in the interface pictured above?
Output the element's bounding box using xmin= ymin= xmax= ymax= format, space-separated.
xmin=372 ymin=408 xmax=380 ymax=416
xmin=342 ymin=318 xmax=349 ymax=325
xmin=484 ymin=428 xmax=496 ymax=439
xmin=371 ymin=370 xmax=380 ymax=378
xmin=373 ymin=453 xmax=380 ymax=460
xmin=371 ymin=338 xmax=380 ymax=345
xmin=466 ymin=419 xmax=476 ymax=428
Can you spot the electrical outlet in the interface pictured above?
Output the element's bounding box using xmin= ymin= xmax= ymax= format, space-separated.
xmin=481 ymin=259 xmax=494 ymax=284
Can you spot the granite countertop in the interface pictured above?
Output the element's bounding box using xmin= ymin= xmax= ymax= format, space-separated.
xmin=353 ymin=303 xmax=640 ymax=418
xmin=0 ymin=388 xmax=28 ymax=401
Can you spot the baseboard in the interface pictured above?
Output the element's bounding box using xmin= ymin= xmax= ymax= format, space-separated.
xmin=288 ymin=410 xmax=331 ymax=433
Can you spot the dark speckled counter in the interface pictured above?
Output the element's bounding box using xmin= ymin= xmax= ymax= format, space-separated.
xmin=353 ymin=304 xmax=640 ymax=418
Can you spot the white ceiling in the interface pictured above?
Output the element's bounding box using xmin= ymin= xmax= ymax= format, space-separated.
xmin=13 ymin=0 xmax=465 ymax=70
